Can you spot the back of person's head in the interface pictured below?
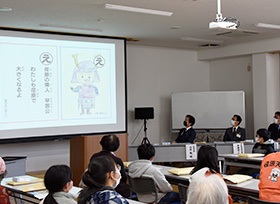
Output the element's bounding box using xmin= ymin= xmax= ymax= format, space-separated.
xmin=191 ymin=145 xmax=219 ymax=174
xmin=100 ymin=134 xmax=120 ymax=152
xmin=234 ymin=114 xmax=242 ymax=125
xmin=275 ymin=111 xmax=280 ymax=117
xmin=78 ymin=156 xmax=116 ymax=204
xmin=137 ymin=143 xmax=155 ymax=160
xmin=187 ymin=174 xmax=228 ymax=204
xmin=0 ymin=157 xmax=6 ymax=182
xmin=257 ymin=128 xmax=271 ymax=142
xmin=44 ymin=165 xmax=72 ymax=204
xmin=186 ymin=115 xmax=195 ymax=126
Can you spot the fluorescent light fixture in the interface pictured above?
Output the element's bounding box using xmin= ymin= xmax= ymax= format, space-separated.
xmin=256 ymin=23 xmax=280 ymax=30
xmin=39 ymin=24 xmax=103 ymax=32
xmin=180 ymin=37 xmax=224 ymax=44
xmin=0 ymin=7 xmax=12 ymax=12
xmin=104 ymin=3 xmax=173 ymax=16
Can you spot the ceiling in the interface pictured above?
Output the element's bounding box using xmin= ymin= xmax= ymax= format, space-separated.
xmin=1 ymin=0 xmax=280 ymax=50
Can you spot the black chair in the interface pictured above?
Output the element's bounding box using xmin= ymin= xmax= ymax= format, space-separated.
xmin=178 ymin=183 xmax=188 ymax=204
xmin=128 ymin=175 xmax=158 ymax=203
xmin=248 ymin=196 xmax=280 ymax=204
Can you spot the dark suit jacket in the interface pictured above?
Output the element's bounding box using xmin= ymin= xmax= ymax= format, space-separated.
xmin=90 ymin=150 xmax=129 ymax=197
xmin=223 ymin=127 xmax=246 ymax=141
xmin=175 ymin=127 xmax=196 ymax=143
xmin=268 ymin=123 xmax=280 ymax=140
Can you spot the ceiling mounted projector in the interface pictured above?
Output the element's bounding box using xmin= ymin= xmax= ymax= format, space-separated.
xmin=209 ymin=0 xmax=240 ymax=30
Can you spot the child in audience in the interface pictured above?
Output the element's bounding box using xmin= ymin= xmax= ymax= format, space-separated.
xmin=190 ymin=145 xmax=233 ymax=204
xmin=40 ymin=165 xmax=76 ymax=204
xmin=89 ymin=134 xmax=129 ymax=197
xmin=187 ymin=174 xmax=228 ymax=204
xmin=0 ymin=157 xmax=10 ymax=204
xmin=78 ymin=156 xmax=128 ymax=204
xmin=253 ymin=128 xmax=274 ymax=156
xmin=128 ymin=143 xmax=180 ymax=204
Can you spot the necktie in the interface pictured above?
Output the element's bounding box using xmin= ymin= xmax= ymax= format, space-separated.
xmin=233 ymin=128 xmax=236 ymax=136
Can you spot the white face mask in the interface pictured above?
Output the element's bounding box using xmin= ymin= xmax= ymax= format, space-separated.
xmin=112 ymin=170 xmax=121 ymax=188
xmin=255 ymin=137 xmax=260 ymax=143
xmin=231 ymin=120 xmax=236 ymax=126
xmin=274 ymin=118 xmax=279 ymax=124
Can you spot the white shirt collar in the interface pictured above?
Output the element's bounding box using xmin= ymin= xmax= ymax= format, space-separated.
xmin=186 ymin=126 xmax=192 ymax=131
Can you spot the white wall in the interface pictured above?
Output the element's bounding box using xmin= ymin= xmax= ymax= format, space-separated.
xmin=0 ymin=140 xmax=69 ymax=172
xmin=209 ymin=56 xmax=254 ymax=138
xmin=126 ymin=45 xmax=210 ymax=144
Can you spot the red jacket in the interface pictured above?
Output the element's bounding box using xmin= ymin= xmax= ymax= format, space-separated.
xmin=259 ymin=152 xmax=280 ymax=202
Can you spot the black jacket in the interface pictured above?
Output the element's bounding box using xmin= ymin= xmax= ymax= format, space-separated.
xmin=268 ymin=123 xmax=280 ymax=140
xmin=175 ymin=127 xmax=196 ymax=143
xmin=223 ymin=127 xmax=246 ymax=141
xmin=252 ymin=140 xmax=274 ymax=156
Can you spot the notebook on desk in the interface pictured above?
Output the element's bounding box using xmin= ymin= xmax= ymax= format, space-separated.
xmin=6 ymin=178 xmax=43 ymax=186
xmin=18 ymin=182 xmax=46 ymax=192
xmin=238 ymin=153 xmax=264 ymax=158
xmin=224 ymin=174 xmax=252 ymax=184
xmin=168 ymin=167 xmax=194 ymax=175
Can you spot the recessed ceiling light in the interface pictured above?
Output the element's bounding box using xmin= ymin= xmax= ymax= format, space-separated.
xmin=180 ymin=37 xmax=224 ymax=44
xmin=39 ymin=24 xmax=103 ymax=32
xmin=255 ymin=23 xmax=280 ymax=30
xmin=104 ymin=4 xmax=173 ymax=16
xmin=170 ymin=26 xmax=181 ymax=29
xmin=0 ymin=7 xmax=12 ymax=12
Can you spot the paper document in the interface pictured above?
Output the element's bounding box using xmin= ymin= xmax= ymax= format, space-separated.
xmin=238 ymin=153 xmax=264 ymax=158
xmin=6 ymin=178 xmax=43 ymax=186
xmin=168 ymin=167 xmax=194 ymax=175
xmin=224 ymin=174 xmax=252 ymax=184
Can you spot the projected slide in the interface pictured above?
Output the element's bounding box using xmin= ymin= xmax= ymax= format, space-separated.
xmin=0 ymin=30 xmax=126 ymax=140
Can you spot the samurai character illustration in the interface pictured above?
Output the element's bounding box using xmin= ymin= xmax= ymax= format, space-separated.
xmin=71 ymin=54 xmax=99 ymax=115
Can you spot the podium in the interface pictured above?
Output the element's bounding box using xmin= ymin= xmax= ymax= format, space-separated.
xmin=70 ymin=133 xmax=128 ymax=185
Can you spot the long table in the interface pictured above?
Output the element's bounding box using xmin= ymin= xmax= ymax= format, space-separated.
xmin=219 ymin=154 xmax=264 ymax=173
xmin=128 ymin=142 xmax=255 ymax=162
xmin=1 ymin=175 xmax=144 ymax=204
xmin=154 ymin=164 xmax=259 ymax=198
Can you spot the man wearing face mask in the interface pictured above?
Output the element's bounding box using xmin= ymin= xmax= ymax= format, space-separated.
xmin=128 ymin=144 xmax=181 ymax=204
xmin=223 ymin=114 xmax=246 ymax=141
xmin=268 ymin=111 xmax=280 ymax=141
xmin=174 ymin=114 xmax=196 ymax=143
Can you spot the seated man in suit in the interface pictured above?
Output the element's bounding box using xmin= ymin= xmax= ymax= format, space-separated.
xmin=268 ymin=111 xmax=280 ymax=141
xmin=223 ymin=114 xmax=246 ymax=141
xmin=174 ymin=114 xmax=196 ymax=143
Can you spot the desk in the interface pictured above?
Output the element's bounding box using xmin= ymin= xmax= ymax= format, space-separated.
xmin=128 ymin=142 xmax=255 ymax=162
xmin=1 ymin=175 xmax=144 ymax=204
xmin=220 ymin=154 xmax=264 ymax=173
xmin=152 ymin=164 xmax=259 ymax=198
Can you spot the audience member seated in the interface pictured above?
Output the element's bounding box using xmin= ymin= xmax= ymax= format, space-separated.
xmin=223 ymin=114 xmax=246 ymax=141
xmin=0 ymin=157 xmax=10 ymax=204
xmin=268 ymin=111 xmax=280 ymax=141
xmin=78 ymin=156 xmax=128 ymax=204
xmin=187 ymin=174 xmax=228 ymax=204
xmin=128 ymin=143 xmax=180 ymax=204
xmin=190 ymin=145 xmax=233 ymax=204
xmin=174 ymin=114 xmax=196 ymax=143
xmin=40 ymin=165 xmax=76 ymax=204
xmin=88 ymin=134 xmax=129 ymax=198
xmin=253 ymin=128 xmax=274 ymax=156
xmin=259 ymin=152 xmax=280 ymax=202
